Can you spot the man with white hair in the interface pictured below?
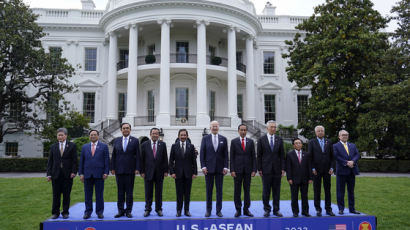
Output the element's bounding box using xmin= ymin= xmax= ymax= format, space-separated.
xmin=308 ymin=125 xmax=335 ymax=216
xmin=257 ymin=120 xmax=285 ymax=217
xmin=333 ymin=130 xmax=361 ymax=215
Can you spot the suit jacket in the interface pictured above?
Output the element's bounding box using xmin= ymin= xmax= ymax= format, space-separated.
xmin=46 ymin=141 xmax=78 ymax=179
xmin=257 ymin=134 xmax=285 ymax=175
xmin=286 ymin=150 xmax=313 ymax=184
xmin=111 ymin=136 xmax=140 ymax=174
xmin=169 ymin=140 xmax=198 ymax=179
xmin=333 ymin=142 xmax=360 ymax=176
xmin=79 ymin=142 xmax=110 ymax=179
xmin=200 ymin=134 xmax=228 ymax=174
xmin=140 ymin=140 xmax=168 ymax=181
xmin=230 ymin=137 xmax=257 ymax=174
xmin=308 ymin=138 xmax=334 ymax=173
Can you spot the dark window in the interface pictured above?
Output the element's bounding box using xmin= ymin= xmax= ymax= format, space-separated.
xmin=8 ymin=101 xmax=22 ymax=121
xmin=176 ymin=88 xmax=188 ymax=119
xmin=237 ymin=94 xmax=243 ymax=119
xmin=85 ymin=48 xmax=97 ymax=71
xmin=264 ymin=94 xmax=276 ymax=123
xmin=147 ymin=90 xmax=155 ymax=122
xmin=209 ymin=91 xmax=216 ymax=121
xmin=119 ymin=49 xmax=129 ymax=69
xmin=297 ymin=95 xmax=309 ymax=123
xmin=5 ymin=142 xmax=18 ymax=156
xmin=176 ymin=42 xmax=189 ymax=63
xmin=148 ymin=44 xmax=155 ymax=55
xmin=83 ymin=92 xmax=95 ymax=123
xmin=49 ymin=47 xmax=62 ymax=69
xmin=118 ymin=93 xmax=127 ymax=119
xmin=263 ymin=51 xmax=275 ymax=74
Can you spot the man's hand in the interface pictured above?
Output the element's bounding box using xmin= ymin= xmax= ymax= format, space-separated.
xmin=135 ymin=170 xmax=140 ymax=175
xmin=47 ymin=176 xmax=51 ymax=182
xmin=111 ymin=170 xmax=115 ymax=175
xmin=347 ymin=161 xmax=354 ymax=168
xmin=231 ymin=172 xmax=236 ymax=177
xmin=259 ymin=171 xmax=263 ymax=177
xmin=288 ymin=180 xmax=293 ymax=185
xmin=141 ymin=173 xmax=145 ymax=178
xmin=251 ymin=172 xmax=256 ymax=177
xmin=192 ymin=175 xmax=197 ymax=179
xmin=202 ymin=168 xmax=208 ymax=175
xmin=223 ymin=168 xmax=228 ymax=175
xmin=80 ymin=175 xmax=85 ymax=183
xmin=103 ymin=174 xmax=108 ymax=180
xmin=328 ymin=169 xmax=334 ymax=175
xmin=308 ymin=180 xmax=313 ymax=184
xmin=171 ymin=174 xmax=176 ymax=179
xmin=70 ymin=173 xmax=76 ymax=178
xmin=281 ymin=170 xmax=285 ymax=177
xmin=312 ymin=169 xmax=317 ymax=176
xmin=164 ymin=173 xmax=168 ymax=177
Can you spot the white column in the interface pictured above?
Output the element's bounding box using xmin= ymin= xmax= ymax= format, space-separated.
xmin=106 ymin=32 xmax=118 ymax=120
xmin=156 ymin=19 xmax=171 ymax=127
xmin=245 ymin=36 xmax=256 ymax=121
xmin=227 ymin=26 xmax=240 ymax=127
xmin=196 ymin=20 xmax=210 ymax=127
xmin=123 ymin=24 xmax=138 ymax=125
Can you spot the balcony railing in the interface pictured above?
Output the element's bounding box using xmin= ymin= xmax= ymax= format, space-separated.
xmin=237 ymin=63 xmax=246 ymax=73
xmin=170 ymin=116 xmax=196 ymax=126
xmin=214 ymin=116 xmax=231 ymax=127
xmin=134 ymin=116 xmax=156 ymax=126
xmin=170 ymin=53 xmax=197 ymax=64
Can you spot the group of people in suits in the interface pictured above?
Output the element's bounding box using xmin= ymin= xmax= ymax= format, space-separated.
xmin=46 ymin=121 xmax=361 ymax=219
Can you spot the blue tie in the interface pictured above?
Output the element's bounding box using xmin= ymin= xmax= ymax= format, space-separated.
xmin=320 ymin=139 xmax=324 ymax=152
xmin=270 ymin=136 xmax=274 ymax=152
xmin=123 ymin=137 xmax=128 ymax=152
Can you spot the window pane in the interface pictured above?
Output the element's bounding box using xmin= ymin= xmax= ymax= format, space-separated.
xmin=85 ymin=48 xmax=97 ymax=71
xmin=176 ymin=88 xmax=188 ymax=118
xmin=264 ymin=94 xmax=276 ymax=123
xmin=176 ymin=42 xmax=189 ymax=63
xmin=148 ymin=90 xmax=155 ymax=122
xmin=83 ymin=92 xmax=95 ymax=123
xmin=118 ymin=93 xmax=127 ymax=119
xmin=297 ymin=95 xmax=309 ymax=123
xmin=5 ymin=142 xmax=18 ymax=156
xmin=237 ymin=94 xmax=243 ymax=119
xmin=49 ymin=47 xmax=62 ymax=69
xmin=263 ymin=51 xmax=275 ymax=74
xmin=119 ymin=49 xmax=129 ymax=69
xmin=209 ymin=91 xmax=215 ymax=121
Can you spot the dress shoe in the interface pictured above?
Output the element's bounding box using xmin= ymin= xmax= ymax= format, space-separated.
xmin=338 ymin=210 xmax=344 ymax=215
xmin=184 ymin=211 xmax=191 ymax=217
xmin=205 ymin=211 xmax=211 ymax=217
xmin=273 ymin=211 xmax=283 ymax=217
xmin=114 ymin=213 xmax=124 ymax=218
xmin=216 ymin=212 xmax=223 ymax=217
xmin=293 ymin=213 xmax=298 ymax=217
xmin=316 ymin=211 xmax=322 ymax=217
xmin=51 ymin=214 xmax=59 ymax=219
xmin=157 ymin=210 xmax=163 ymax=217
xmin=62 ymin=213 xmax=69 ymax=219
xmin=326 ymin=210 xmax=335 ymax=216
xmin=350 ymin=210 xmax=361 ymax=214
xmin=234 ymin=211 xmax=240 ymax=217
xmin=144 ymin=211 xmax=150 ymax=217
xmin=263 ymin=211 xmax=270 ymax=217
xmin=97 ymin=214 xmax=104 ymax=219
xmin=126 ymin=213 xmax=133 ymax=218
xmin=243 ymin=210 xmax=254 ymax=217
xmin=83 ymin=214 xmax=91 ymax=219
xmin=302 ymin=212 xmax=311 ymax=217
xmin=176 ymin=211 xmax=182 ymax=217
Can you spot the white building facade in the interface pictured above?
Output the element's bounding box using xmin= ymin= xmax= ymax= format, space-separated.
xmin=0 ymin=0 xmax=311 ymax=158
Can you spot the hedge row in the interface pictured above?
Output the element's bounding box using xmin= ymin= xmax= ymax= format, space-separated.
xmin=0 ymin=158 xmax=409 ymax=173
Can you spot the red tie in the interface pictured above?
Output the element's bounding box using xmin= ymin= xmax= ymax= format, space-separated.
xmin=91 ymin=143 xmax=96 ymax=157
xmin=298 ymin=150 xmax=301 ymax=164
xmin=241 ymin=138 xmax=245 ymax=151
xmin=153 ymin=141 xmax=156 ymax=158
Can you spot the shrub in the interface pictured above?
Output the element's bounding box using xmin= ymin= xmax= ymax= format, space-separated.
xmin=145 ymin=54 xmax=156 ymax=64
xmin=210 ymin=56 xmax=222 ymax=65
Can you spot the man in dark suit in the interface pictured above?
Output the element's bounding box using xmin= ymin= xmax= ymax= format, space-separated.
xmin=257 ymin=120 xmax=285 ymax=217
xmin=111 ymin=123 xmax=140 ymax=218
xmin=79 ymin=130 xmax=110 ymax=219
xmin=230 ymin=124 xmax=256 ymax=217
xmin=140 ymin=127 xmax=168 ymax=217
xmin=286 ymin=138 xmax=313 ymax=217
xmin=333 ymin=130 xmax=361 ymax=215
xmin=200 ymin=120 xmax=228 ymax=217
xmin=308 ymin=125 xmax=335 ymax=216
xmin=169 ymin=129 xmax=198 ymax=217
xmin=46 ymin=128 xmax=78 ymax=219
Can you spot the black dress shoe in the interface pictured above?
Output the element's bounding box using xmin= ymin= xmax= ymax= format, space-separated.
xmin=51 ymin=214 xmax=59 ymax=219
xmin=243 ymin=210 xmax=254 ymax=217
xmin=293 ymin=213 xmax=298 ymax=217
xmin=97 ymin=214 xmax=104 ymax=219
xmin=205 ymin=211 xmax=211 ymax=217
xmin=216 ymin=212 xmax=223 ymax=217
xmin=263 ymin=211 xmax=270 ymax=217
xmin=157 ymin=210 xmax=163 ymax=216
xmin=234 ymin=211 xmax=240 ymax=217
xmin=326 ymin=210 xmax=335 ymax=216
xmin=273 ymin=211 xmax=283 ymax=217
xmin=316 ymin=211 xmax=322 ymax=216
xmin=114 ymin=213 xmax=124 ymax=218
xmin=144 ymin=211 xmax=150 ymax=217
xmin=350 ymin=210 xmax=361 ymax=214
xmin=302 ymin=212 xmax=311 ymax=217
xmin=176 ymin=211 xmax=182 ymax=217
xmin=338 ymin=210 xmax=344 ymax=215
xmin=83 ymin=214 xmax=91 ymax=219
xmin=184 ymin=211 xmax=191 ymax=217
xmin=126 ymin=213 xmax=133 ymax=218
xmin=62 ymin=213 xmax=69 ymax=219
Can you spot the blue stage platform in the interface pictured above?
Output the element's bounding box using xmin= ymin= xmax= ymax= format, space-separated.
xmin=41 ymin=200 xmax=376 ymax=230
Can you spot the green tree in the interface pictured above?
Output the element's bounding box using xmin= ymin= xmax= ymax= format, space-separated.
xmin=282 ymin=0 xmax=389 ymax=142
xmin=0 ymin=0 xmax=75 ymax=143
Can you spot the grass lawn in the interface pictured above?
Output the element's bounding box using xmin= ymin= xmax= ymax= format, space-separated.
xmin=0 ymin=176 xmax=409 ymax=230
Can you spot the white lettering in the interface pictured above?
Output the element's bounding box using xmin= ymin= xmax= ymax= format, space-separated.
xmin=235 ymin=224 xmax=243 ymax=230
xmin=227 ymin=224 xmax=234 ymax=230
xmin=244 ymin=224 xmax=253 ymax=230
xmin=191 ymin=224 xmax=198 ymax=230
xmin=219 ymin=224 xmax=226 ymax=230
xmin=210 ymin=224 xmax=218 ymax=230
